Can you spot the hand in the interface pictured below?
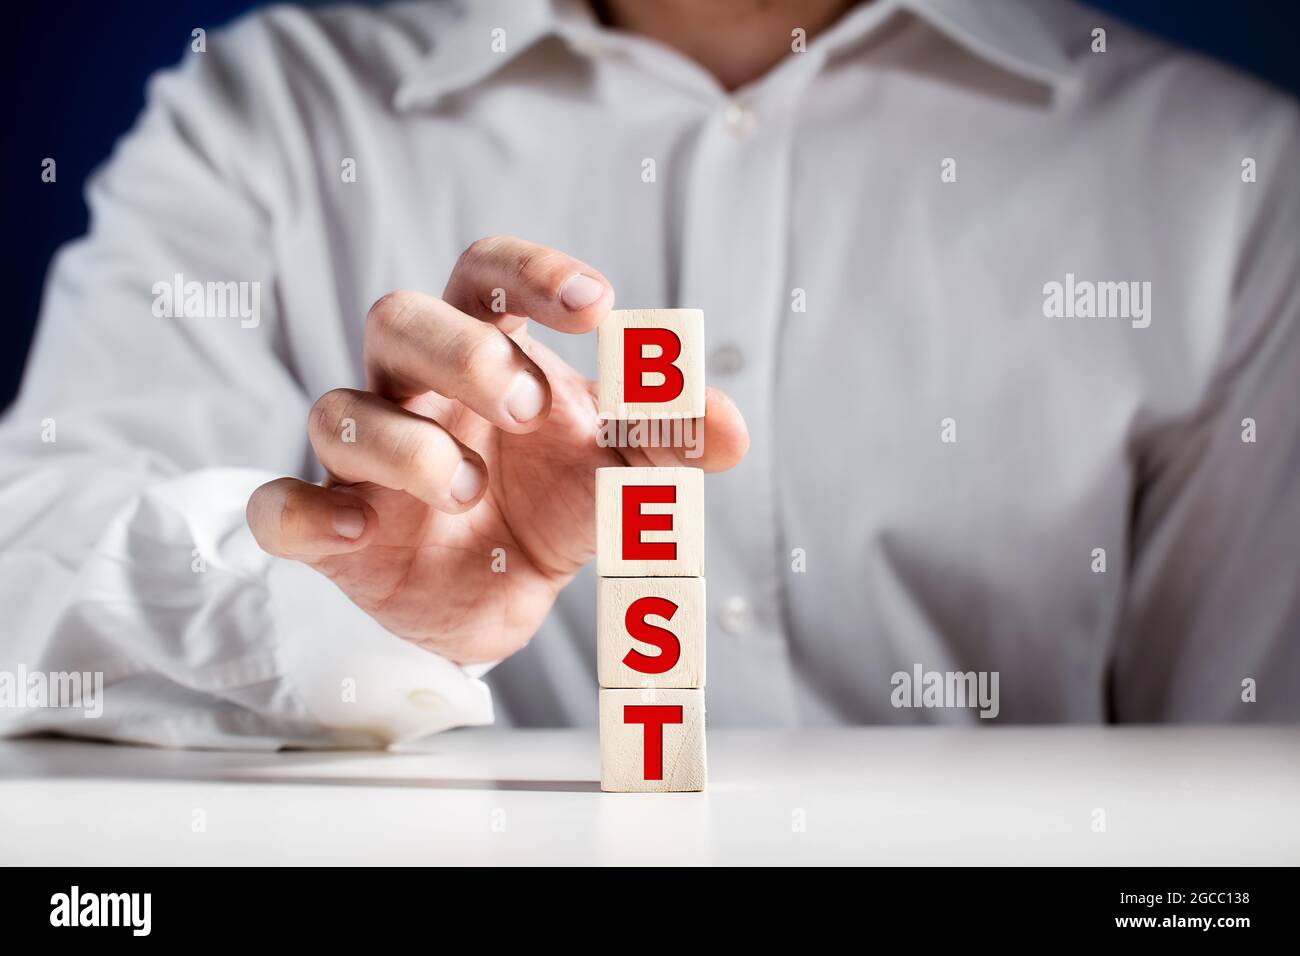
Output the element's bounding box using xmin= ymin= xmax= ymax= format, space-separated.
xmin=247 ymin=236 xmax=749 ymax=663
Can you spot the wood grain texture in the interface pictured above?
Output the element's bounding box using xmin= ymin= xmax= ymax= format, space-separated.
xmin=598 ymin=576 xmax=705 ymax=689
xmin=596 ymin=466 xmax=704 ymax=577
xmin=599 ymin=688 xmax=706 ymax=792
xmin=597 ymin=308 xmax=706 ymax=420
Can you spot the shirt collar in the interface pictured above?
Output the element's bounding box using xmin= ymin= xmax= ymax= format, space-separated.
xmin=392 ymin=0 xmax=590 ymax=111
xmin=904 ymin=0 xmax=1080 ymax=91
xmin=393 ymin=0 xmax=1079 ymax=111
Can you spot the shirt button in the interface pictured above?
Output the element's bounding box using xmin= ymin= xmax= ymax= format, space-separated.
xmin=717 ymin=595 xmax=753 ymax=635
xmin=568 ymin=36 xmax=605 ymax=58
xmin=709 ymin=344 xmax=745 ymax=376
xmin=408 ymin=689 xmax=443 ymax=710
xmin=722 ymin=101 xmax=756 ymax=137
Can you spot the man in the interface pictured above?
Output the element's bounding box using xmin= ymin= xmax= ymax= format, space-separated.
xmin=1 ymin=0 xmax=1297 ymax=748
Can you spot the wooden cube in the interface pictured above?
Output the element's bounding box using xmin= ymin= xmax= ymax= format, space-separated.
xmin=596 ymin=467 xmax=704 ymax=577
xmin=599 ymin=688 xmax=706 ymax=792
xmin=598 ymin=577 xmax=705 ymax=689
xmin=597 ymin=308 xmax=705 ymax=420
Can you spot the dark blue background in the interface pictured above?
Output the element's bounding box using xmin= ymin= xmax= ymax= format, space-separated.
xmin=4 ymin=1 xmax=1298 ymax=408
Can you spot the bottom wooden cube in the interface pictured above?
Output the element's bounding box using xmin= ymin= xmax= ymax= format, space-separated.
xmin=599 ymin=688 xmax=706 ymax=792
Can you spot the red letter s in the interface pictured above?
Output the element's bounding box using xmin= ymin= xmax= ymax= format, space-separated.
xmin=622 ymin=596 xmax=681 ymax=674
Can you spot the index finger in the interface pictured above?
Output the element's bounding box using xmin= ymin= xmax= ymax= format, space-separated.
xmin=443 ymin=235 xmax=615 ymax=333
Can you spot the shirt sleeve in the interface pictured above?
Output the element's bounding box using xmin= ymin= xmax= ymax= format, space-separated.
xmin=1111 ymin=99 xmax=1300 ymax=721
xmin=0 ymin=16 xmax=493 ymax=749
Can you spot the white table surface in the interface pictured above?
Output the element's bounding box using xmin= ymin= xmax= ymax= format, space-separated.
xmin=2 ymin=727 xmax=1297 ymax=865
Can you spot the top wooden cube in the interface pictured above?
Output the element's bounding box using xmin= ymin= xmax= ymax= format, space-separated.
xmin=597 ymin=309 xmax=706 ymax=420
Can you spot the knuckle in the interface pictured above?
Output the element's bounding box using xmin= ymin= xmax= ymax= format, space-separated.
xmin=511 ymin=246 xmax=562 ymax=284
xmin=246 ymin=482 xmax=280 ymax=545
xmin=457 ymin=235 xmax=510 ymax=272
xmin=517 ymin=250 xmax=574 ymax=299
xmin=453 ymin=326 xmax=511 ymax=380
xmin=278 ymin=486 xmax=315 ymax=540
xmin=365 ymin=290 xmax=417 ymax=337
xmin=248 ymin=478 xmax=312 ymax=550
xmin=388 ymin=422 xmax=451 ymax=484
xmin=309 ymin=388 xmax=361 ymax=442
xmin=462 ymin=236 xmax=564 ymax=280
xmin=510 ymin=246 xmax=542 ymax=279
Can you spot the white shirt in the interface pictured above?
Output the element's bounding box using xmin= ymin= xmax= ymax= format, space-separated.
xmin=2 ymin=0 xmax=1297 ymax=748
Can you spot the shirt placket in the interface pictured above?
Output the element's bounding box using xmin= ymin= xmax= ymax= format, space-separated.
xmin=673 ymin=58 xmax=825 ymax=724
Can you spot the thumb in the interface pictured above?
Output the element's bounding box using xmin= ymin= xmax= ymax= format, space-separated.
xmin=247 ymin=477 xmax=378 ymax=559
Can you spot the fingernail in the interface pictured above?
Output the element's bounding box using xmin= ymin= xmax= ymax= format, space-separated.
xmin=451 ymin=458 xmax=485 ymax=504
xmin=506 ymin=370 xmax=546 ymax=423
xmin=333 ymin=507 xmax=366 ymax=539
xmin=560 ymin=273 xmax=604 ymax=311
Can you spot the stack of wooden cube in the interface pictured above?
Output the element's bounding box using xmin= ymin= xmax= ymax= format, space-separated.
xmin=595 ymin=309 xmax=707 ymax=792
